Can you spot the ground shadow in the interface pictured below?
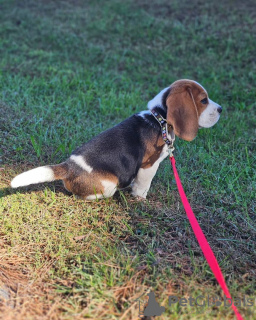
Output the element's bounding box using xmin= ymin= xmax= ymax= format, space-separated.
xmin=0 ymin=181 xmax=72 ymax=200
xmin=0 ymin=182 xmax=133 ymax=202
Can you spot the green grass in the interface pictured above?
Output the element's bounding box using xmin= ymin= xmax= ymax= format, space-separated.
xmin=0 ymin=0 xmax=255 ymax=319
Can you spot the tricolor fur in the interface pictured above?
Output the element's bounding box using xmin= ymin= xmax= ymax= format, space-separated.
xmin=11 ymin=79 xmax=222 ymax=199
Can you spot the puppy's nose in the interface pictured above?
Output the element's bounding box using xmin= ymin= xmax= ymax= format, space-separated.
xmin=217 ymin=106 xmax=222 ymax=114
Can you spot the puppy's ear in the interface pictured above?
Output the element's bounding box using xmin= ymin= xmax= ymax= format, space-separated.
xmin=166 ymin=86 xmax=199 ymax=141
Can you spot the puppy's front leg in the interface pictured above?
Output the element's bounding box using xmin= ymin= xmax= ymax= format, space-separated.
xmin=131 ymin=162 xmax=159 ymax=199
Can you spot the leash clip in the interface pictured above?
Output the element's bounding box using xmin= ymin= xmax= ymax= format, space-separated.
xmin=168 ymin=145 xmax=175 ymax=157
xmin=165 ymin=122 xmax=175 ymax=157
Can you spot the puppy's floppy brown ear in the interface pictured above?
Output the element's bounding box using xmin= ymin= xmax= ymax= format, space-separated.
xmin=166 ymin=86 xmax=199 ymax=141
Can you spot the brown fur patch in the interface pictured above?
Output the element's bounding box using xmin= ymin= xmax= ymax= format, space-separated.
xmin=141 ymin=133 xmax=165 ymax=169
xmin=52 ymin=163 xmax=69 ymax=180
xmin=63 ymin=170 xmax=118 ymax=198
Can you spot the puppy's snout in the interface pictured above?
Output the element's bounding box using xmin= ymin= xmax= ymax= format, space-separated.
xmin=217 ymin=106 xmax=222 ymax=114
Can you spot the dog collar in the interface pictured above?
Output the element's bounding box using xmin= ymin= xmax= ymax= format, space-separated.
xmin=151 ymin=107 xmax=175 ymax=155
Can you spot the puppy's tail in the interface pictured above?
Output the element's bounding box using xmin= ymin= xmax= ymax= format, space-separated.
xmin=11 ymin=163 xmax=69 ymax=188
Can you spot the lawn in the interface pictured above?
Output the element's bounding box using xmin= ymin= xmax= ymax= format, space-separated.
xmin=0 ymin=0 xmax=255 ymax=319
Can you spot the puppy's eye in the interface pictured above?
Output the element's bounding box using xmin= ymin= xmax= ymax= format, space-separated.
xmin=201 ymin=98 xmax=208 ymax=104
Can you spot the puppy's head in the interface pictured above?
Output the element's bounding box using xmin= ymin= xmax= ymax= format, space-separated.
xmin=148 ymin=79 xmax=222 ymax=141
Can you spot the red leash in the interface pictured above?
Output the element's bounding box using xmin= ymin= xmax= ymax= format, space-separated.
xmin=170 ymin=156 xmax=244 ymax=320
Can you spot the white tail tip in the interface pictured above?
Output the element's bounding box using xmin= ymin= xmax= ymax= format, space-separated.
xmin=11 ymin=166 xmax=55 ymax=188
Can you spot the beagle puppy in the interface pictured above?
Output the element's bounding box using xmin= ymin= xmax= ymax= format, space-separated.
xmin=11 ymin=79 xmax=222 ymax=199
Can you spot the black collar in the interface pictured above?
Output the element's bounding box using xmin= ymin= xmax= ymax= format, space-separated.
xmin=151 ymin=107 xmax=175 ymax=149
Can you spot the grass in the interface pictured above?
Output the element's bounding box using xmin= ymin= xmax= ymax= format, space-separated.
xmin=0 ymin=0 xmax=255 ymax=318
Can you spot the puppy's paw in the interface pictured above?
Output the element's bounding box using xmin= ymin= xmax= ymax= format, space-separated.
xmin=133 ymin=195 xmax=147 ymax=202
